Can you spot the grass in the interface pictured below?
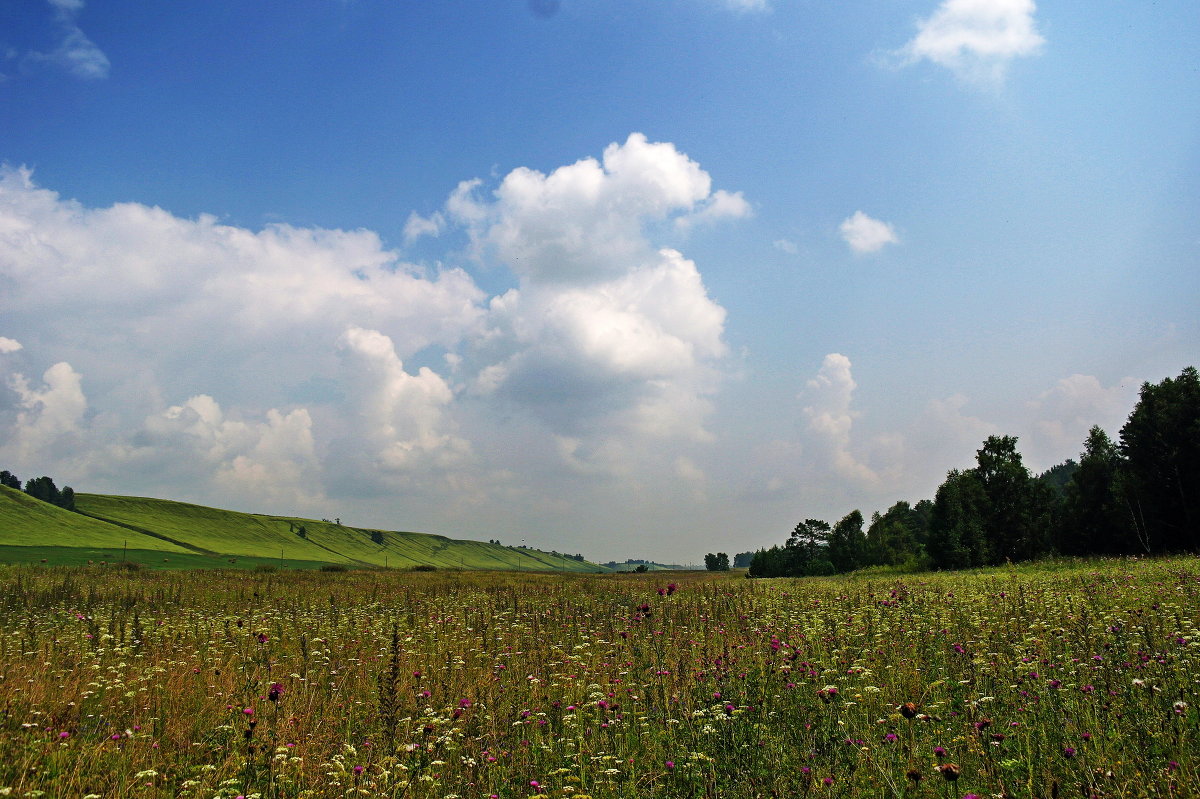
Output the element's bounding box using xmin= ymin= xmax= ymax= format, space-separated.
xmin=0 ymin=487 xmax=188 ymax=554
xmin=0 ymin=556 xmax=1196 ymax=798
xmin=0 ymin=490 xmax=607 ymax=572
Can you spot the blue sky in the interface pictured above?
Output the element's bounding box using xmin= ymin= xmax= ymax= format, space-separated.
xmin=1 ymin=0 xmax=1196 ymax=562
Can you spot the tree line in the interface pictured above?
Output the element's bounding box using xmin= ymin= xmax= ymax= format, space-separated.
xmin=745 ymin=366 xmax=1199 ymax=577
xmin=0 ymin=470 xmax=78 ymax=512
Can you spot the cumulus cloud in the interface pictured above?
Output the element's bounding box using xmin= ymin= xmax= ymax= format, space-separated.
xmin=1 ymin=360 xmax=88 ymax=467
xmin=133 ymin=395 xmax=323 ymax=509
xmin=801 ymin=354 xmax=879 ymax=484
xmin=403 ymin=210 xmax=445 ymax=244
xmin=839 ymin=211 xmax=899 ymax=254
xmin=444 ymin=133 xmax=738 ymax=458
xmin=333 ymin=326 xmax=471 ymax=479
xmin=23 ymin=0 xmax=110 ymax=80
xmin=1020 ymin=374 xmax=1138 ymax=469
xmin=454 ymin=133 xmax=717 ymax=284
xmin=0 ymin=166 xmax=486 ymax=415
xmin=0 ymin=134 xmax=746 ymax=536
xmin=898 ymin=0 xmax=1044 ymax=85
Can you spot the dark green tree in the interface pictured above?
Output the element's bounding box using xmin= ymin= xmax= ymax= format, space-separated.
xmin=732 ymin=551 xmax=755 ymax=568
xmin=0 ymin=470 xmax=20 ymax=490
xmin=865 ymin=501 xmax=926 ymax=567
xmin=704 ymin=552 xmax=730 ymax=571
xmin=1058 ymin=426 xmax=1131 ymax=555
xmin=24 ymin=476 xmax=59 ymax=505
xmin=927 ymin=469 xmax=989 ymax=569
xmin=973 ymin=435 xmax=1055 ymax=563
xmin=1118 ymin=366 xmax=1200 ymax=552
xmin=748 ymin=546 xmax=786 ymax=578
xmin=787 ymin=519 xmax=830 ymax=571
xmin=1038 ymin=460 xmax=1078 ymax=499
xmin=827 ymin=510 xmax=866 ymax=572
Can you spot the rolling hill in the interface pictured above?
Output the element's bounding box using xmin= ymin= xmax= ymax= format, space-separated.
xmin=0 ymin=487 xmax=607 ymax=572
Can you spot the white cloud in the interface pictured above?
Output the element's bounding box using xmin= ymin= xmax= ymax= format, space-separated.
xmin=773 ymin=239 xmax=798 ymax=255
xmin=403 ymin=210 xmax=445 ymax=244
xmin=334 ymin=326 xmax=471 ymax=478
xmin=454 ymin=133 xmax=718 ymax=285
xmin=802 ymin=353 xmax=879 ymax=484
xmin=899 ymin=0 xmax=1044 ymax=85
xmin=839 ymin=211 xmax=899 ymax=254
xmin=123 ymin=394 xmax=323 ymax=510
xmin=1 ymin=361 xmax=88 ymax=466
xmin=24 ymin=0 xmax=110 ymax=80
xmin=0 ymin=136 xmax=746 ymax=545
xmin=1020 ymin=374 xmax=1138 ymax=469
xmin=0 ymin=338 xmax=22 ymax=354
xmin=444 ymin=134 xmax=738 ymax=460
xmin=676 ymin=190 xmax=753 ymax=231
xmin=0 ymin=166 xmax=486 ymax=416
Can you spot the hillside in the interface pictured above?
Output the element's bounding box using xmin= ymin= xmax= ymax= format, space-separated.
xmin=0 ymin=488 xmax=606 ymax=572
xmin=0 ymin=486 xmax=191 ymax=553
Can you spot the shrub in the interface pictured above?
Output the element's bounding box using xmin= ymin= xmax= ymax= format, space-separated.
xmin=319 ymin=563 xmax=348 ymax=573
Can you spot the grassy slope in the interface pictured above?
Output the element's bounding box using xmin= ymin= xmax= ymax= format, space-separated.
xmin=0 ymin=486 xmax=188 ymax=553
xmin=64 ymin=493 xmax=605 ymax=572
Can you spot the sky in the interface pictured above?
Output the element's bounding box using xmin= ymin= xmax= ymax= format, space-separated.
xmin=0 ymin=0 xmax=1196 ymax=563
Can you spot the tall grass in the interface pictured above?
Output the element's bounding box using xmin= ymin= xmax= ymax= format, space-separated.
xmin=0 ymin=558 xmax=1196 ymax=797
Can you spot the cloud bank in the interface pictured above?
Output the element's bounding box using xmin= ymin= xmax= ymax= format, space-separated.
xmin=0 ymin=136 xmax=740 ymax=546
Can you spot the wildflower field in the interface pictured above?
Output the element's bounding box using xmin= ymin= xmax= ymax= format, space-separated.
xmin=0 ymin=559 xmax=1197 ymax=799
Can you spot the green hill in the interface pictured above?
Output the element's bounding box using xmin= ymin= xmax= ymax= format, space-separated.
xmin=0 ymin=488 xmax=607 ymax=572
xmin=0 ymin=486 xmax=188 ymax=553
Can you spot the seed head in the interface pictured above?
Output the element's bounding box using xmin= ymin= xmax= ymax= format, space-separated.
xmin=938 ymin=763 xmax=961 ymax=781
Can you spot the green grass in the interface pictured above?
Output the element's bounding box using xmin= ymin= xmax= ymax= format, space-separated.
xmin=0 ymin=545 xmax=335 ymax=571
xmin=1 ymin=489 xmax=609 ymax=572
xmin=0 ymin=486 xmax=188 ymax=553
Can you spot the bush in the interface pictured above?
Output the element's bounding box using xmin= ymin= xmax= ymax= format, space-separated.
xmin=254 ymin=564 xmax=278 ymax=573
xmin=319 ymin=564 xmax=348 ymax=573
xmin=411 ymin=564 xmax=437 ymax=572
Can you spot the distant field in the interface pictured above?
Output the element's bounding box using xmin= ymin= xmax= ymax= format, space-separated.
xmin=0 ymin=557 xmax=1196 ymax=798
xmin=0 ymin=488 xmax=607 ymax=572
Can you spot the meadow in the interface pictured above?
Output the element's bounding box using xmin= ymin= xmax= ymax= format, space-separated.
xmin=0 ymin=558 xmax=1196 ymax=799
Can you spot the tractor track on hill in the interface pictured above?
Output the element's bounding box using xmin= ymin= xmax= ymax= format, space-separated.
xmin=72 ymin=510 xmax=219 ymax=556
